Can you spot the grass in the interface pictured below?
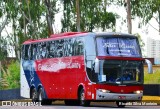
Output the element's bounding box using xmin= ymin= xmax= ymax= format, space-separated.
xmin=144 ymin=70 xmax=160 ymax=84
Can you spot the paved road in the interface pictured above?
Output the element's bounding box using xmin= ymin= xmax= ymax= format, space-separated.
xmin=0 ymin=101 xmax=160 ymax=109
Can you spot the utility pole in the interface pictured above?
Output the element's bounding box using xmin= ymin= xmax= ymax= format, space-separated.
xmin=76 ymin=0 xmax=81 ymax=32
xmin=125 ymin=0 xmax=132 ymax=34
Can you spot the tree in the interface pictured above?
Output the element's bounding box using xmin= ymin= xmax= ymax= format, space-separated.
xmin=44 ymin=0 xmax=57 ymax=35
xmin=124 ymin=0 xmax=132 ymax=34
xmin=131 ymin=0 xmax=160 ymax=34
xmin=0 ymin=0 xmax=58 ymax=59
xmin=76 ymin=0 xmax=81 ymax=32
xmin=61 ymin=0 xmax=116 ymax=32
xmin=109 ymin=0 xmax=159 ymax=34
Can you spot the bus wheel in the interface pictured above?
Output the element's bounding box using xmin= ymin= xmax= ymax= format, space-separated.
xmin=79 ymin=89 xmax=90 ymax=106
xmin=31 ymin=88 xmax=37 ymax=102
xmin=38 ymin=88 xmax=44 ymax=103
xmin=116 ymin=101 xmax=126 ymax=108
xmin=38 ymin=88 xmax=52 ymax=105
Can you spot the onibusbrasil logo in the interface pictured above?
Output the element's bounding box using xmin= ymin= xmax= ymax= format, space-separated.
xmin=2 ymin=101 xmax=42 ymax=106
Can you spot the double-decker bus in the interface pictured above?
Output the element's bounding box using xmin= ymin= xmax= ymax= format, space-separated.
xmin=20 ymin=32 xmax=152 ymax=107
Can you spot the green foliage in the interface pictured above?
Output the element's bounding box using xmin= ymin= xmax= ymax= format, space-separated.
xmin=0 ymin=39 xmax=7 ymax=61
xmin=0 ymin=9 xmax=2 ymax=17
xmin=0 ymin=0 xmax=58 ymax=59
xmin=131 ymin=0 xmax=160 ymax=25
xmin=144 ymin=70 xmax=160 ymax=84
xmin=61 ymin=0 xmax=116 ymax=32
xmin=0 ymin=60 xmax=20 ymax=89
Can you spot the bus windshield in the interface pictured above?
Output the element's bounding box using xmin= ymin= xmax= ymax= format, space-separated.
xmin=98 ymin=60 xmax=143 ymax=84
xmin=96 ymin=37 xmax=141 ymax=57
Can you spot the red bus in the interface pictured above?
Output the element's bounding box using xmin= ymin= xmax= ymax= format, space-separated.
xmin=20 ymin=32 xmax=152 ymax=107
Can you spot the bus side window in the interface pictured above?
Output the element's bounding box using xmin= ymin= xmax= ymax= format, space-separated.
xmin=32 ymin=44 xmax=37 ymax=60
xmin=57 ymin=39 xmax=64 ymax=57
xmin=77 ymin=37 xmax=84 ymax=55
xmin=49 ymin=41 xmax=56 ymax=58
xmin=29 ymin=44 xmax=34 ymax=60
xmin=72 ymin=38 xmax=77 ymax=56
xmin=37 ymin=43 xmax=42 ymax=59
xmin=41 ymin=42 xmax=47 ymax=59
xmin=46 ymin=42 xmax=49 ymax=58
xmin=24 ymin=45 xmax=30 ymax=60
xmin=63 ymin=39 xmax=69 ymax=57
xmin=72 ymin=37 xmax=84 ymax=56
xmin=68 ymin=39 xmax=73 ymax=56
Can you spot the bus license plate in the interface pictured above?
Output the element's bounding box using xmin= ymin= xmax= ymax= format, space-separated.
xmin=118 ymin=96 xmax=126 ymax=100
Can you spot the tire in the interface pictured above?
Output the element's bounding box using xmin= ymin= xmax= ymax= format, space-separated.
xmin=38 ymin=88 xmax=52 ymax=105
xmin=37 ymin=88 xmax=44 ymax=103
xmin=79 ymin=89 xmax=90 ymax=106
xmin=116 ymin=101 xmax=126 ymax=108
xmin=31 ymin=88 xmax=37 ymax=102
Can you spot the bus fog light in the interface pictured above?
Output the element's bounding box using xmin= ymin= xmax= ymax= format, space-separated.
xmin=98 ymin=89 xmax=110 ymax=93
xmin=134 ymin=90 xmax=143 ymax=94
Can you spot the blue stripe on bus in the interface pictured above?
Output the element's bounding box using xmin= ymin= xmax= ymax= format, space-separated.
xmin=22 ymin=60 xmax=48 ymax=99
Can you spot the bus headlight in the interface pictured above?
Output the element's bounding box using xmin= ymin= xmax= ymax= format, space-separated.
xmin=98 ymin=89 xmax=110 ymax=93
xmin=134 ymin=90 xmax=143 ymax=94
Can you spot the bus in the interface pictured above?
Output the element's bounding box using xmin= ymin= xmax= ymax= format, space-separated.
xmin=20 ymin=32 xmax=152 ymax=107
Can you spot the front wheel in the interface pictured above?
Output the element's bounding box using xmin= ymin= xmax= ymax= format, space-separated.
xmin=79 ymin=89 xmax=90 ymax=106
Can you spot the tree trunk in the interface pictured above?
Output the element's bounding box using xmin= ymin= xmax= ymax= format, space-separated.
xmin=44 ymin=0 xmax=54 ymax=35
xmin=158 ymin=7 xmax=160 ymax=35
xmin=0 ymin=61 xmax=1 ymax=81
xmin=76 ymin=0 xmax=81 ymax=32
xmin=126 ymin=0 xmax=132 ymax=34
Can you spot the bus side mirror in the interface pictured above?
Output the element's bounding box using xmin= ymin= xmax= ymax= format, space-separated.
xmin=95 ymin=58 xmax=99 ymax=73
xmin=145 ymin=59 xmax=153 ymax=74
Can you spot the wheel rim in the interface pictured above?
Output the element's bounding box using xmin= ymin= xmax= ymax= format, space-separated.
xmin=80 ymin=90 xmax=85 ymax=105
xmin=39 ymin=92 xmax=42 ymax=101
xmin=32 ymin=90 xmax=36 ymax=101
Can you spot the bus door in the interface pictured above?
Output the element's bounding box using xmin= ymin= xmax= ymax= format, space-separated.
xmin=84 ymin=34 xmax=97 ymax=100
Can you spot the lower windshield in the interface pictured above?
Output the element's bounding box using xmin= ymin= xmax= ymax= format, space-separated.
xmin=98 ymin=60 xmax=143 ymax=84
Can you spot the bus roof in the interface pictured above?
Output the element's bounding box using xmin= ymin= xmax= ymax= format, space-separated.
xmin=22 ymin=32 xmax=136 ymax=45
xmin=95 ymin=32 xmax=136 ymax=38
xmin=23 ymin=32 xmax=88 ymax=44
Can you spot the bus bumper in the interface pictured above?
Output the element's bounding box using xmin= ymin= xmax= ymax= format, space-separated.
xmin=96 ymin=89 xmax=143 ymax=101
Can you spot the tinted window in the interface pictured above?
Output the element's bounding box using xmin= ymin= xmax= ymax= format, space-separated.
xmin=24 ymin=45 xmax=30 ymax=60
xmin=22 ymin=37 xmax=84 ymax=60
xmin=77 ymin=37 xmax=84 ymax=55
xmin=32 ymin=44 xmax=38 ymax=60
xmin=48 ymin=41 xmax=56 ymax=58
xmin=57 ymin=39 xmax=64 ymax=57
